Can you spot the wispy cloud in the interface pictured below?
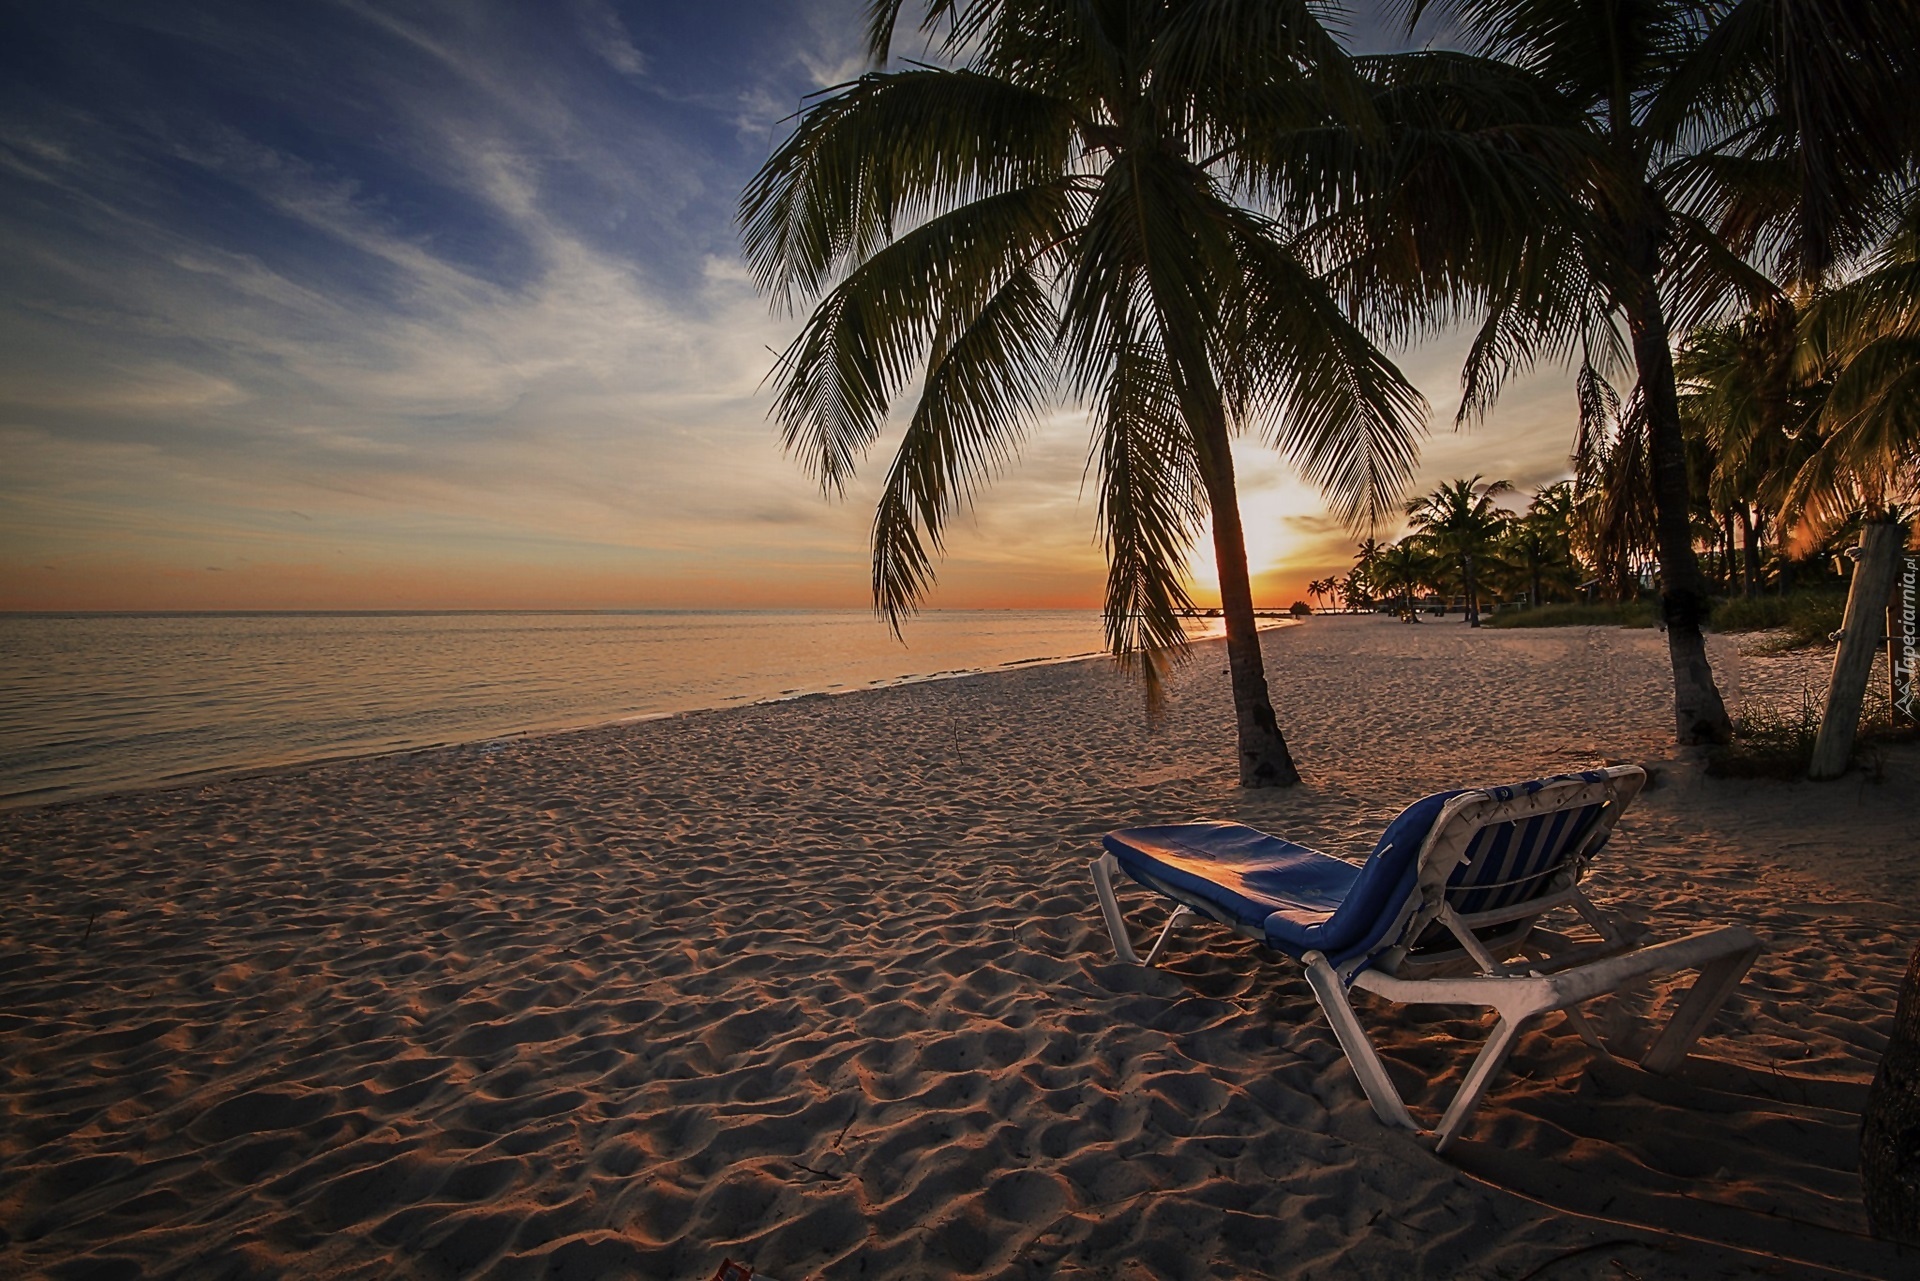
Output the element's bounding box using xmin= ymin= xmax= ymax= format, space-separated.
xmin=0 ymin=0 xmax=1577 ymax=611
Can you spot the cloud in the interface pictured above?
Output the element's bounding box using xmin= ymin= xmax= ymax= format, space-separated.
xmin=0 ymin=0 xmax=1582 ymax=612
xmin=575 ymin=0 xmax=647 ymax=77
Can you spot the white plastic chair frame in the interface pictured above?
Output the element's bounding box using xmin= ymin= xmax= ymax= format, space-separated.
xmin=1092 ymin=767 xmax=1763 ymax=1151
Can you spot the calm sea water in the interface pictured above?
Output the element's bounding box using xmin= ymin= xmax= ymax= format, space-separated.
xmin=0 ymin=610 xmax=1177 ymax=808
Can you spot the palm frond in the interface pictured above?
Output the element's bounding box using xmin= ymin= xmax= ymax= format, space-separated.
xmin=1573 ymin=357 xmax=1623 ymax=476
xmin=1154 ymin=0 xmax=1371 ymax=146
xmin=870 ymin=267 xmax=1059 ymax=628
xmin=1224 ymin=210 xmax=1427 ymax=528
xmin=1573 ymin=385 xmax=1659 ymax=593
xmin=1660 ymin=207 xmax=1782 ymax=331
xmin=1094 ymin=306 xmax=1204 ymax=659
xmin=739 ymin=68 xmax=1075 ymax=309
xmin=767 ymin=181 xmax=1075 ymax=494
xmin=1659 ymin=0 xmax=1920 ymax=284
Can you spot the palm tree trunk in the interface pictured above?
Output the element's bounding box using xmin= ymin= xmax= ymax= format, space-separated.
xmin=1463 ymin=553 xmax=1480 ymax=626
xmin=1625 ymin=274 xmax=1733 ymax=744
xmin=1183 ymin=370 xmax=1300 ymax=787
xmin=1740 ymin=505 xmax=1761 ymax=598
xmin=1724 ymin=511 xmax=1738 ymax=593
xmin=1862 ymin=939 xmax=1920 ymax=1245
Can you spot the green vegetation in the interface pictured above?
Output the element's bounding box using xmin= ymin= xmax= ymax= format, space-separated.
xmin=1406 ymin=477 xmax=1511 ymax=627
xmin=1706 ymin=690 xmax=1826 ymax=779
xmin=1709 ymin=593 xmax=1848 ymax=648
xmin=744 ymin=1 xmax=1916 ymax=776
xmin=1482 ymin=590 xmax=1848 ymax=647
xmin=1708 ymin=685 xmax=1917 ymax=779
xmin=1486 ymin=602 xmax=1657 ymax=630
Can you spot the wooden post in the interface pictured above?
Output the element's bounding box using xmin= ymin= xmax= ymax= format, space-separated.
xmin=1809 ymin=521 xmax=1905 ymax=779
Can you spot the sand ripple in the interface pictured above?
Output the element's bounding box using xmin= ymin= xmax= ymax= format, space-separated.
xmin=2 ymin=619 xmax=1914 ymax=1278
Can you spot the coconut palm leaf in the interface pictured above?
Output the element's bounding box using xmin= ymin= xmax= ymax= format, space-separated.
xmin=767 ymin=180 xmax=1079 ymax=493
xmin=1223 ymin=207 xmax=1425 ymax=525
xmin=741 ymin=69 xmax=1077 ymax=307
xmin=1095 ymin=312 xmax=1205 ymax=658
xmin=871 ymin=265 xmax=1059 ymax=626
xmin=1659 ymin=0 xmax=1920 ymax=283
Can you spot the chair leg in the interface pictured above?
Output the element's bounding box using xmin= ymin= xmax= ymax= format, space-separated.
xmin=1641 ymin=941 xmax=1762 ymax=1074
xmin=1560 ymin=1002 xmax=1613 ymax=1058
xmin=1143 ymin=905 xmax=1193 ymax=966
xmin=1302 ymin=953 xmax=1418 ymax=1131
xmin=1090 ymin=853 xmax=1141 ymax=964
xmin=1433 ymin=1014 xmax=1531 ymax=1153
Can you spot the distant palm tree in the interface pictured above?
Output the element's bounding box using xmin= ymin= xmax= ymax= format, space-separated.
xmin=1364 ymin=0 xmax=1916 ymax=741
xmin=1676 ymin=302 xmax=1812 ymax=597
xmin=741 ymin=0 xmax=1426 ymax=787
xmin=1503 ymin=481 xmax=1580 ymax=607
xmin=1350 ymin=537 xmax=1384 ymax=608
xmin=1407 ymin=476 xmax=1511 ymax=626
xmin=1378 ymin=538 xmax=1437 ymax=619
xmin=1340 ymin=565 xmax=1375 ymax=613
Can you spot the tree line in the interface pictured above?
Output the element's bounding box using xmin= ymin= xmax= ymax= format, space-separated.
xmin=741 ymin=0 xmax=1913 ymax=789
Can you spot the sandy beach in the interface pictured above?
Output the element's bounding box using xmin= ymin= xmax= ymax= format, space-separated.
xmin=2 ymin=616 xmax=1915 ymax=1280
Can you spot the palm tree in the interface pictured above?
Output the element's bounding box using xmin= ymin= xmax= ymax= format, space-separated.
xmin=1340 ymin=565 xmax=1376 ymax=613
xmin=1785 ymin=194 xmax=1920 ymax=536
xmin=741 ymin=0 xmax=1426 ymax=786
xmin=1378 ymin=537 xmax=1437 ymax=619
xmin=1351 ymin=536 xmax=1385 ymax=608
xmin=1789 ymin=194 xmax=1919 ymax=779
xmin=1502 ymin=482 xmax=1581 ymax=607
xmin=1407 ymin=476 xmax=1512 ymax=626
xmin=1676 ymin=303 xmax=1811 ymax=597
xmin=1363 ymin=0 xmax=1917 ymax=743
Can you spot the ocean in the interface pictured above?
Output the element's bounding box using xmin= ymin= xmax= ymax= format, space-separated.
xmin=0 ymin=610 xmax=1185 ymax=809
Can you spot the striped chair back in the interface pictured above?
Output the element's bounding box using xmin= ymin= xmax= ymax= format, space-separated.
xmin=1445 ymin=800 xmax=1613 ymax=915
xmin=1362 ymin=766 xmax=1645 ymax=978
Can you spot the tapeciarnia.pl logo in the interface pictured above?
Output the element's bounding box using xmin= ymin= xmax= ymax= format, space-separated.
xmin=1898 ymin=556 xmax=1917 ymax=725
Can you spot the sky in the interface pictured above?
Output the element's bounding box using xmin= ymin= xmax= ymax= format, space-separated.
xmin=0 ymin=0 xmax=1581 ymax=614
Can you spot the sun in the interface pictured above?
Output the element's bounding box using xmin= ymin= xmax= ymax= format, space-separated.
xmin=1185 ymin=446 xmax=1354 ymax=603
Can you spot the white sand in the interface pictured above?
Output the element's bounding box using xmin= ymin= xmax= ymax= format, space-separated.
xmin=2 ymin=617 xmax=1914 ymax=1279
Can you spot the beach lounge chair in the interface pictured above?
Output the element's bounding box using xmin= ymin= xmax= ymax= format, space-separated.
xmin=1092 ymin=766 xmax=1761 ymax=1150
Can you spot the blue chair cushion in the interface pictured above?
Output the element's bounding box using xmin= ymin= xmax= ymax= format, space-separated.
xmin=1105 ymin=770 xmax=1624 ymax=974
xmin=1101 ymin=821 xmax=1363 ymax=932
xmin=1104 ymin=789 xmax=1462 ymax=964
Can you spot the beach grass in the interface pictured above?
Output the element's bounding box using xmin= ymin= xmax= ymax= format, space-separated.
xmin=1709 ymin=680 xmax=1918 ymax=778
xmin=1709 ymin=591 xmax=1848 ymax=647
xmin=1485 ymin=591 xmax=1850 ymax=648
xmin=1485 ymin=601 xmax=1659 ymax=629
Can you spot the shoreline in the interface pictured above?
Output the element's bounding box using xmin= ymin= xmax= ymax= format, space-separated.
xmin=0 ymin=616 xmax=1285 ymax=816
xmin=0 ymin=654 xmax=1090 ymax=815
xmin=3 ymin=616 xmax=1912 ymax=1279
xmin=0 ymin=653 xmax=1103 ymax=818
